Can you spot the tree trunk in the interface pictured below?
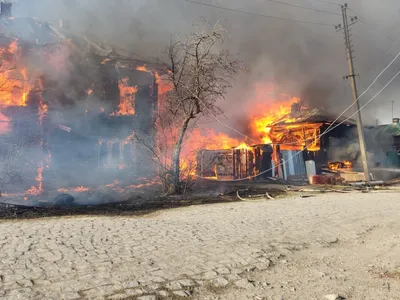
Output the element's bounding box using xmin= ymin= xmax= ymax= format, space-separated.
xmin=171 ymin=117 xmax=191 ymax=194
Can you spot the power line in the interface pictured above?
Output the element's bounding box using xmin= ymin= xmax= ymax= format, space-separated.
xmin=199 ymin=66 xmax=400 ymax=182
xmin=203 ymin=38 xmax=400 ymax=149
xmin=182 ymin=0 xmax=335 ymax=27
xmin=324 ymin=34 xmax=400 ymax=134
xmin=358 ymin=18 xmax=400 ymax=44
xmin=266 ymin=0 xmax=341 ymax=16
xmin=309 ymin=0 xmax=340 ymax=6
xmin=347 ymin=7 xmax=400 ymax=43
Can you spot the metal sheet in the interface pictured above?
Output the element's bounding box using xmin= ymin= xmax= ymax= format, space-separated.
xmin=282 ymin=150 xmax=306 ymax=176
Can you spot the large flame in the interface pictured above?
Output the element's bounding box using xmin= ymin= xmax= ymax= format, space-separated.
xmin=250 ymin=97 xmax=300 ymax=144
xmin=0 ymin=40 xmax=33 ymax=108
xmin=112 ymin=77 xmax=137 ymax=116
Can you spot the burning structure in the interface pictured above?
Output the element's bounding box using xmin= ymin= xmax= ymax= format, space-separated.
xmin=0 ymin=3 xmax=163 ymax=198
xmin=196 ymin=101 xmax=357 ymax=181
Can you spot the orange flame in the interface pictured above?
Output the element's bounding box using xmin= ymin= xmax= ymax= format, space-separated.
xmin=26 ymin=165 xmax=44 ymax=195
xmin=328 ymin=161 xmax=353 ymax=170
xmin=135 ymin=65 xmax=173 ymax=98
xmin=250 ymin=97 xmax=300 ymax=144
xmin=73 ymin=186 xmax=90 ymax=192
xmin=111 ymin=77 xmax=137 ymax=116
xmin=0 ymin=40 xmax=33 ymax=108
xmin=136 ymin=65 xmax=152 ymax=73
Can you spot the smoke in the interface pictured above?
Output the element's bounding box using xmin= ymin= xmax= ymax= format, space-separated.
xmin=11 ymin=0 xmax=400 ymax=130
xmin=1 ymin=0 xmax=399 ymax=203
xmin=328 ymin=125 xmax=396 ymax=169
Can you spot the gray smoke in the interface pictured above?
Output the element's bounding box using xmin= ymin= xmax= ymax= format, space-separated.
xmin=328 ymin=125 xmax=397 ymax=170
xmin=2 ymin=0 xmax=399 ymax=201
xmin=11 ymin=0 xmax=400 ymax=131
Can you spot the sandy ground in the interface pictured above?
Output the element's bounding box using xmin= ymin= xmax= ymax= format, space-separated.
xmin=1 ymin=191 xmax=400 ymax=299
xmin=198 ymin=192 xmax=400 ymax=300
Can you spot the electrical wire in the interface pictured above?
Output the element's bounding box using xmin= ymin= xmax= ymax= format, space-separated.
xmin=207 ymin=42 xmax=400 ymax=148
xmin=197 ymin=43 xmax=400 ymax=150
xmin=196 ymin=63 xmax=400 ymax=182
xmin=266 ymin=0 xmax=341 ymax=16
xmin=347 ymin=7 xmax=400 ymax=44
xmin=309 ymin=0 xmax=340 ymax=6
xmin=324 ymin=47 xmax=400 ymax=133
xmin=182 ymin=0 xmax=335 ymax=27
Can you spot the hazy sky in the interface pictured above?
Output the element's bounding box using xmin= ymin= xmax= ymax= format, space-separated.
xmin=11 ymin=0 xmax=400 ymax=131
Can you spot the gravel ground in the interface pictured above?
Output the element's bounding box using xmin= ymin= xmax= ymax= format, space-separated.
xmin=0 ymin=191 xmax=400 ymax=300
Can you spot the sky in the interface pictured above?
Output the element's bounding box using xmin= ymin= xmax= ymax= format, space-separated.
xmin=10 ymin=0 xmax=400 ymax=133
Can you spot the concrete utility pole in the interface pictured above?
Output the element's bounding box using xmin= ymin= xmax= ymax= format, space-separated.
xmin=336 ymin=3 xmax=370 ymax=182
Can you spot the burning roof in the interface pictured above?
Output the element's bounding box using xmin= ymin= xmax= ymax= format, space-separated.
xmin=271 ymin=107 xmax=356 ymax=127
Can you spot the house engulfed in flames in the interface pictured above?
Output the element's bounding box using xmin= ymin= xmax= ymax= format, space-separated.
xmin=0 ymin=4 xmax=162 ymax=195
xmin=197 ymin=103 xmax=356 ymax=181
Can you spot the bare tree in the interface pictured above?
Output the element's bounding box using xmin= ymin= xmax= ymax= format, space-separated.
xmin=143 ymin=21 xmax=242 ymax=194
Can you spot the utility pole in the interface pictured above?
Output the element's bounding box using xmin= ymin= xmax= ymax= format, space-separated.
xmin=336 ymin=3 xmax=370 ymax=182
xmin=392 ymin=100 xmax=394 ymax=121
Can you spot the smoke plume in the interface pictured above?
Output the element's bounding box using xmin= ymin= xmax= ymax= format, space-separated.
xmin=11 ymin=0 xmax=400 ymax=132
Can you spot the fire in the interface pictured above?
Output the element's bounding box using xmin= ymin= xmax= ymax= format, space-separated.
xmin=73 ymin=186 xmax=90 ymax=192
xmin=328 ymin=161 xmax=353 ymax=170
xmin=269 ymin=123 xmax=321 ymax=151
xmin=101 ymin=58 xmax=112 ymax=65
xmin=8 ymin=40 xmax=18 ymax=54
xmin=26 ymin=165 xmax=44 ymax=195
xmin=112 ymin=77 xmax=137 ymax=116
xmin=155 ymin=72 xmax=173 ymax=99
xmin=250 ymin=97 xmax=300 ymax=144
xmin=0 ymin=40 xmax=33 ymax=108
xmin=135 ymin=65 xmax=173 ymax=97
xmin=136 ymin=65 xmax=151 ymax=73
xmin=235 ymin=142 xmax=252 ymax=150
xmin=186 ymin=129 xmax=241 ymax=151
xmin=179 ymin=129 xmax=245 ymax=177
xmin=57 ymin=186 xmax=90 ymax=193
xmin=344 ymin=161 xmax=352 ymax=168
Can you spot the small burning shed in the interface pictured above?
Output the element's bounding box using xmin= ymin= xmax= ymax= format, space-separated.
xmin=196 ymin=144 xmax=273 ymax=180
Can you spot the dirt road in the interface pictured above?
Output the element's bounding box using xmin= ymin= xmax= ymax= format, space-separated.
xmin=1 ymin=191 xmax=399 ymax=299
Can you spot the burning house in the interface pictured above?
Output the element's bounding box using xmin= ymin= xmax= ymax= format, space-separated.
xmin=196 ymin=102 xmax=357 ymax=181
xmin=0 ymin=3 xmax=164 ymax=197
